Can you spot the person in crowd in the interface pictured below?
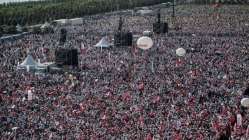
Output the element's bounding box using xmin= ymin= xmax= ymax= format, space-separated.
xmin=0 ymin=5 xmax=248 ymax=140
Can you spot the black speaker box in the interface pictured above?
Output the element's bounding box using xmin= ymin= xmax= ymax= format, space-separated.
xmin=67 ymin=49 xmax=78 ymax=66
xmin=55 ymin=49 xmax=67 ymax=65
xmin=59 ymin=28 xmax=67 ymax=45
xmin=153 ymin=22 xmax=168 ymax=34
xmin=244 ymin=87 xmax=249 ymax=96
xmin=114 ymin=32 xmax=133 ymax=46
xmin=55 ymin=49 xmax=78 ymax=67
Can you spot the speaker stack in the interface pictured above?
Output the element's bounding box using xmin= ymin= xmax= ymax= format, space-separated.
xmin=153 ymin=22 xmax=168 ymax=34
xmin=244 ymin=87 xmax=249 ymax=96
xmin=114 ymin=31 xmax=133 ymax=47
xmin=153 ymin=10 xmax=168 ymax=34
xmin=59 ymin=28 xmax=67 ymax=45
xmin=114 ymin=16 xmax=133 ymax=47
xmin=55 ymin=48 xmax=78 ymax=67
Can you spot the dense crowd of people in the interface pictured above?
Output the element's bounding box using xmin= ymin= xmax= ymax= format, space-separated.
xmin=0 ymin=4 xmax=249 ymax=140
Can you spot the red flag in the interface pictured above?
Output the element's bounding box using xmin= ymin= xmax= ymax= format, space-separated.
xmin=176 ymin=58 xmax=183 ymax=67
xmin=79 ymin=103 xmax=85 ymax=112
xmin=149 ymin=112 xmax=156 ymax=118
xmin=101 ymin=114 xmax=107 ymax=120
xmin=145 ymin=133 xmax=153 ymax=140
xmin=122 ymin=92 xmax=131 ymax=102
xmin=159 ymin=122 xmax=165 ymax=136
xmin=139 ymin=116 xmax=144 ymax=127
xmin=196 ymin=133 xmax=204 ymax=140
xmin=105 ymin=91 xmax=112 ymax=98
xmin=152 ymin=96 xmax=160 ymax=104
xmin=138 ymin=83 xmax=144 ymax=91
xmin=122 ymin=114 xmax=130 ymax=124
xmin=213 ymin=3 xmax=221 ymax=8
xmin=173 ymin=131 xmax=182 ymax=140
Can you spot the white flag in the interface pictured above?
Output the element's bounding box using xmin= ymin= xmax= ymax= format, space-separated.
xmin=28 ymin=90 xmax=33 ymax=101
xmin=236 ymin=113 xmax=242 ymax=126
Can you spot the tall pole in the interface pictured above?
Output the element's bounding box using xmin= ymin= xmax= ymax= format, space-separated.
xmin=71 ymin=0 xmax=73 ymax=12
xmin=172 ymin=0 xmax=175 ymax=17
xmin=157 ymin=9 xmax=161 ymax=23
xmin=70 ymin=0 xmax=73 ymax=18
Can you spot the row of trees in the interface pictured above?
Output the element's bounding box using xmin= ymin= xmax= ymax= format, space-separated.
xmin=0 ymin=0 xmax=170 ymax=26
xmin=190 ymin=0 xmax=249 ymax=4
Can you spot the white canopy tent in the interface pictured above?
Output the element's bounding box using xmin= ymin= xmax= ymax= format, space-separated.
xmin=94 ymin=37 xmax=111 ymax=48
xmin=54 ymin=19 xmax=70 ymax=26
xmin=17 ymin=55 xmax=45 ymax=71
xmin=137 ymin=10 xmax=154 ymax=15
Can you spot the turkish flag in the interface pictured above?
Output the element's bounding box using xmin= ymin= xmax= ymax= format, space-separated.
xmin=176 ymin=58 xmax=183 ymax=67
xmin=139 ymin=116 xmax=144 ymax=127
xmin=152 ymin=96 xmax=160 ymax=104
xmin=173 ymin=132 xmax=182 ymax=140
xmin=122 ymin=92 xmax=131 ymax=102
xmin=145 ymin=133 xmax=153 ymax=140
xmin=213 ymin=3 xmax=221 ymax=8
xmin=138 ymin=83 xmax=145 ymax=91
xmin=79 ymin=103 xmax=85 ymax=112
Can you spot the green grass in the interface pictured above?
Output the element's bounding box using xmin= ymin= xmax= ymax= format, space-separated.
xmin=0 ymin=0 xmax=170 ymax=26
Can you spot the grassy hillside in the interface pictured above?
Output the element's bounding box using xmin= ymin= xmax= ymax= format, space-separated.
xmin=188 ymin=0 xmax=249 ymax=4
xmin=0 ymin=0 xmax=170 ymax=26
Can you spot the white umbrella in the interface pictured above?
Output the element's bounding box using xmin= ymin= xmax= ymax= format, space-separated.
xmin=136 ymin=36 xmax=153 ymax=50
xmin=241 ymin=98 xmax=249 ymax=107
xmin=176 ymin=48 xmax=186 ymax=57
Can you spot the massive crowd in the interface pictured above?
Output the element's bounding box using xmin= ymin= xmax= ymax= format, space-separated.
xmin=0 ymin=4 xmax=249 ymax=140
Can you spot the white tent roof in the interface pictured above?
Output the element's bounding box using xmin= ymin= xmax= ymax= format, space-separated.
xmin=54 ymin=19 xmax=69 ymax=25
xmin=137 ymin=10 xmax=154 ymax=15
xmin=19 ymin=55 xmax=39 ymax=67
xmin=141 ymin=7 xmax=149 ymax=10
xmin=94 ymin=37 xmax=111 ymax=48
xmin=70 ymin=18 xmax=83 ymax=25
xmin=41 ymin=22 xmax=51 ymax=29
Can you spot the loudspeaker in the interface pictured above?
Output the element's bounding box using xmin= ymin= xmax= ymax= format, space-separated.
xmin=55 ymin=49 xmax=67 ymax=65
xmin=65 ymin=49 xmax=78 ymax=66
xmin=114 ymin=32 xmax=133 ymax=46
xmin=55 ymin=49 xmax=78 ymax=67
xmin=126 ymin=32 xmax=133 ymax=46
xmin=153 ymin=22 xmax=168 ymax=34
xmin=244 ymin=87 xmax=249 ymax=96
xmin=59 ymin=28 xmax=67 ymax=45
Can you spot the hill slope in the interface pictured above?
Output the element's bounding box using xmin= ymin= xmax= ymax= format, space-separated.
xmin=0 ymin=0 xmax=169 ymax=26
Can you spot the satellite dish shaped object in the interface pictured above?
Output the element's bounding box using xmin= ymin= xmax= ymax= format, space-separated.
xmin=136 ymin=36 xmax=153 ymax=50
xmin=241 ymin=98 xmax=249 ymax=107
xmin=176 ymin=48 xmax=186 ymax=57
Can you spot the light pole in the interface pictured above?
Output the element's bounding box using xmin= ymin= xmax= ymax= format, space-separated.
xmin=71 ymin=0 xmax=73 ymax=17
xmin=172 ymin=0 xmax=175 ymax=17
